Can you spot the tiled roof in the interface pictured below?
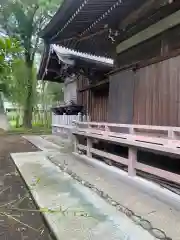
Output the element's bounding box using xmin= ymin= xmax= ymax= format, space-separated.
xmin=51 ymin=44 xmax=114 ymax=65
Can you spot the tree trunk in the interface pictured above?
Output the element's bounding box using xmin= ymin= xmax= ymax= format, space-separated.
xmin=23 ymin=54 xmax=33 ymax=128
xmin=23 ymin=104 xmax=33 ymax=128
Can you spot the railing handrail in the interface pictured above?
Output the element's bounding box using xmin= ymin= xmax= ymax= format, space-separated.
xmin=52 ymin=113 xmax=85 ymax=127
xmin=73 ymin=122 xmax=180 ymax=185
xmin=73 ymin=121 xmax=180 ymax=133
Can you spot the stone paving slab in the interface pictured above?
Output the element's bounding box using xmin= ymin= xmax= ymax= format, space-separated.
xmin=49 ymin=152 xmax=180 ymax=240
xmin=11 ymin=151 xmax=155 ymax=240
xmin=37 ymin=135 xmax=180 ymax=240
xmin=23 ymin=135 xmax=180 ymax=240
xmin=23 ymin=135 xmax=63 ymax=152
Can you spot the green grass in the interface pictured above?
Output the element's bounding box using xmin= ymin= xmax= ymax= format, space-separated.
xmin=7 ymin=126 xmax=51 ymax=135
xmin=9 ymin=120 xmax=16 ymax=127
xmin=6 ymin=111 xmax=52 ymax=135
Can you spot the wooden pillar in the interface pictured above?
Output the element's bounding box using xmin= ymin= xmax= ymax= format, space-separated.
xmin=128 ymin=147 xmax=137 ymax=177
xmin=87 ymin=137 xmax=92 ymax=158
xmin=74 ymin=135 xmax=79 ymax=153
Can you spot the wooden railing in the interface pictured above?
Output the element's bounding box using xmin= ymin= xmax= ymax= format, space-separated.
xmin=73 ymin=121 xmax=180 ymax=138
xmin=72 ymin=121 xmax=180 ymax=184
xmin=52 ymin=113 xmax=86 ymax=134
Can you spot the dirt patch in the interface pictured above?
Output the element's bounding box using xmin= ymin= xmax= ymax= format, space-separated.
xmin=0 ymin=135 xmax=53 ymax=240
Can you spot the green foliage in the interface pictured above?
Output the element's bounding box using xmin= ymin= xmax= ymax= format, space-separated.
xmin=11 ymin=60 xmax=37 ymax=105
xmin=0 ymin=37 xmax=21 ymax=76
xmin=7 ymin=126 xmax=51 ymax=135
xmin=0 ymin=36 xmax=22 ymax=96
xmin=1 ymin=58 xmax=37 ymax=105
xmin=0 ymin=0 xmax=61 ymax=58
xmin=0 ymin=0 xmax=61 ymax=127
xmin=46 ymin=82 xmax=64 ymax=103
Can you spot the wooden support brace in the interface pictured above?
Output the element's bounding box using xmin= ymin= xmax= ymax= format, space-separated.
xmin=87 ymin=137 xmax=92 ymax=157
xmin=128 ymin=147 xmax=137 ymax=177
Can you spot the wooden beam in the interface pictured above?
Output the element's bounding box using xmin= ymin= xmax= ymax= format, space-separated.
xmin=117 ymin=9 xmax=180 ymax=54
xmin=48 ymin=68 xmax=62 ymax=75
xmin=109 ymin=46 xmax=180 ymax=75
xmin=119 ymin=0 xmax=173 ymax=30
xmin=137 ymin=162 xmax=180 ymax=184
xmin=74 ymin=148 xmax=180 ymax=184
xmin=78 ymin=144 xmax=128 ymax=166
xmin=78 ymin=79 xmax=109 ymax=92
xmin=75 ymin=121 xmax=180 ymax=132
xmin=75 ymin=150 xmax=180 ymax=185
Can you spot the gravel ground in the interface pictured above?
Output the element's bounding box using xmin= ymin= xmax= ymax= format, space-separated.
xmin=0 ymin=136 xmax=53 ymax=240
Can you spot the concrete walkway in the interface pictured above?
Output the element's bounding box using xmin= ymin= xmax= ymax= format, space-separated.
xmin=11 ymin=151 xmax=155 ymax=240
xmin=13 ymin=135 xmax=180 ymax=240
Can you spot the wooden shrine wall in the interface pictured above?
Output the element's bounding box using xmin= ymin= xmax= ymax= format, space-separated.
xmin=108 ymin=70 xmax=134 ymax=124
xmin=108 ymin=54 xmax=180 ymax=126
xmin=77 ymin=74 xmax=109 ymax=122
xmin=133 ymin=55 xmax=180 ymax=126
xmin=89 ymin=86 xmax=109 ymax=122
xmin=77 ymin=75 xmax=88 ymax=112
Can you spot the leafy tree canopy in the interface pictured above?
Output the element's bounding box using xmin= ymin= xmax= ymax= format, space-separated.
xmin=0 ymin=36 xmax=22 ymax=95
xmin=0 ymin=0 xmax=61 ymax=127
xmin=0 ymin=0 xmax=60 ymax=59
xmin=46 ymin=82 xmax=64 ymax=103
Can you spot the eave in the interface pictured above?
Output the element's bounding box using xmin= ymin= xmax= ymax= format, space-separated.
xmin=39 ymin=0 xmax=178 ymax=58
xmin=38 ymin=44 xmax=114 ymax=83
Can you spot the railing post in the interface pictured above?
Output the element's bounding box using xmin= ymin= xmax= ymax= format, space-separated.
xmin=128 ymin=147 xmax=137 ymax=177
xmin=62 ymin=113 xmax=66 ymax=125
xmin=87 ymin=114 xmax=90 ymax=122
xmin=67 ymin=114 xmax=70 ymax=125
xmin=168 ymin=129 xmax=175 ymax=139
xmin=87 ymin=137 xmax=92 ymax=158
xmin=78 ymin=112 xmax=82 ymax=122
xmin=129 ymin=127 xmax=135 ymax=135
xmin=83 ymin=114 xmax=86 ymax=122
xmin=74 ymin=135 xmax=79 ymax=153
xmin=104 ymin=124 xmax=110 ymax=136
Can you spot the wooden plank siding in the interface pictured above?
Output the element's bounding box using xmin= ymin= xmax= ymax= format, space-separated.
xmin=112 ymin=24 xmax=180 ymax=127
xmin=77 ymin=74 xmax=109 ymax=122
xmin=89 ymin=89 xmax=108 ymax=122
xmin=133 ymin=55 xmax=180 ymax=126
xmin=77 ymin=75 xmax=88 ymax=111
xmin=76 ymin=55 xmax=180 ymax=126
xmin=108 ymin=70 xmax=134 ymax=124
